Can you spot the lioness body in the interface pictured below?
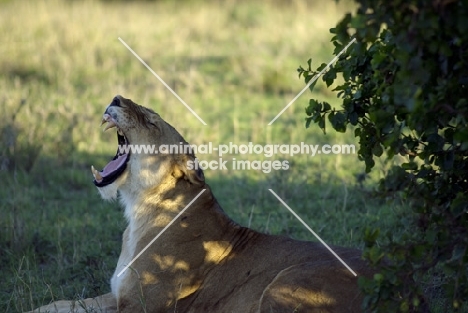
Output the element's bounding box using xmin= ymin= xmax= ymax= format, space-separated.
xmin=28 ymin=96 xmax=371 ymax=313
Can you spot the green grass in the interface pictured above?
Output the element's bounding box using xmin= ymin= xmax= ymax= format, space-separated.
xmin=0 ymin=0 xmax=411 ymax=312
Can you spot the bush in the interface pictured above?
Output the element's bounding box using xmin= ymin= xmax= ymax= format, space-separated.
xmin=299 ymin=0 xmax=468 ymax=311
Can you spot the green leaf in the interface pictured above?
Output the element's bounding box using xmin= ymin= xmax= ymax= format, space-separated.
xmin=373 ymin=273 xmax=384 ymax=283
xmin=322 ymin=102 xmax=331 ymax=112
xmin=305 ymin=74 xmax=318 ymax=91
xmin=400 ymin=300 xmax=410 ymax=312
xmin=353 ymin=90 xmax=362 ymax=99
xmin=365 ymin=157 xmax=375 ymax=172
xmin=451 ymin=244 xmax=466 ymax=262
xmin=444 ymin=128 xmax=454 ymax=143
xmin=425 ymin=229 xmax=438 ymax=243
xmin=323 ymin=68 xmax=336 ymax=87
xmin=306 ymin=99 xmax=321 ymax=115
xmin=328 ymin=111 xmax=347 ymax=132
xmin=372 ymin=143 xmax=383 ymax=157
xmin=401 ymin=162 xmax=417 ymax=170
xmin=364 ymin=227 xmax=380 ymax=245
xmin=451 ymin=193 xmax=467 ymax=215
xmin=317 ymin=63 xmax=327 ymax=71
xmin=349 ymin=111 xmax=358 ymax=125
xmin=426 ymin=133 xmax=445 ymax=151
xmin=318 ymin=115 xmax=326 ymax=134
xmin=441 ymin=151 xmax=454 ymax=170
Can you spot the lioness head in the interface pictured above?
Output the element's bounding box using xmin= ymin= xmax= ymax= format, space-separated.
xmin=91 ymin=95 xmax=204 ymax=203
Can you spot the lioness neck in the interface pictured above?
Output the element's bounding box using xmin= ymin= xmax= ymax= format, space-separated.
xmin=121 ymin=172 xmax=240 ymax=247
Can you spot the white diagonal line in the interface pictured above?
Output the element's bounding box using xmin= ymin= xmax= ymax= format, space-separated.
xmin=118 ymin=37 xmax=207 ymax=126
xmin=268 ymin=189 xmax=357 ymax=276
xmin=268 ymin=38 xmax=356 ymax=125
xmin=117 ymin=189 xmax=206 ymax=277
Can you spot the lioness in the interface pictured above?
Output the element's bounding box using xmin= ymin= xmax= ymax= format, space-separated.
xmin=29 ymin=95 xmax=372 ymax=313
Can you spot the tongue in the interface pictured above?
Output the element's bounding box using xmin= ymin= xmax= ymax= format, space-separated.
xmin=101 ymin=153 xmax=128 ymax=177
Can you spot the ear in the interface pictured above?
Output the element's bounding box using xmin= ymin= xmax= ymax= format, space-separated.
xmin=175 ymin=154 xmax=205 ymax=185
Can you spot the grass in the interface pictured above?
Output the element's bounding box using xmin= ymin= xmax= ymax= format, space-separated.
xmin=0 ymin=0 xmax=412 ymax=312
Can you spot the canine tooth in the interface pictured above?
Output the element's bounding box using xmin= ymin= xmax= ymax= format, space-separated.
xmin=117 ymin=128 xmax=124 ymax=136
xmin=101 ymin=114 xmax=111 ymax=126
xmin=103 ymin=120 xmax=116 ymax=131
xmin=91 ymin=165 xmax=102 ymax=180
xmin=101 ymin=113 xmax=114 ymax=128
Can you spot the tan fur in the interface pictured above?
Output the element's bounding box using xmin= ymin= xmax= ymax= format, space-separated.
xmin=27 ymin=96 xmax=372 ymax=313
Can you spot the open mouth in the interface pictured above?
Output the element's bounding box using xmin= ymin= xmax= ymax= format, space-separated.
xmin=91 ymin=114 xmax=130 ymax=187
